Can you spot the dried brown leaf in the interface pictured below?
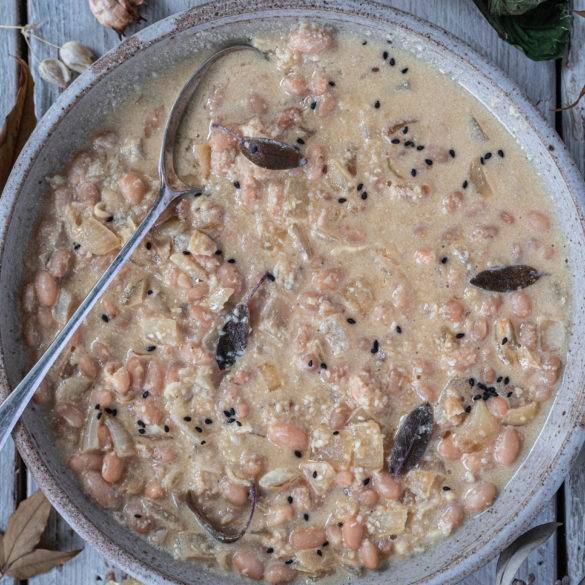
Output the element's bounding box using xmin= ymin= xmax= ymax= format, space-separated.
xmin=554 ymin=85 xmax=585 ymax=111
xmin=575 ymin=10 xmax=585 ymax=17
xmin=3 ymin=490 xmax=51 ymax=567
xmin=5 ymin=548 xmax=81 ymax=579
xmin=0 ymin=57 xmax=36 ymax=191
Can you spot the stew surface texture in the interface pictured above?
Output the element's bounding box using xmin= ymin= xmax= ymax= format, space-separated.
xmin=22 ymin=22 xmax=569 ymax=584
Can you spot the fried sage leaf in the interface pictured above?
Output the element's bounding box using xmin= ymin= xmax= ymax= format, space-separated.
xmin=215 ymin=273 xmax=272 ymax=370
xmin=186 ymin=484 xmax=257 ymax=543
xmin=387 ymin=403 xmax=434 ymax=476
xmin=240 ymin=137 xmax=305 ymax=170
xmin=496 ymin=522 xmax=560 ymax=585
xmin=470 ymin=265 xmax=541 ymax=292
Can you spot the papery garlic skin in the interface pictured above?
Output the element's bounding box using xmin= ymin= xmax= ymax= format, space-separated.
xmin=38 ymin=59 xmax=71 ymax=88
xmin=59 ymin=41 xmax=95 ymax=73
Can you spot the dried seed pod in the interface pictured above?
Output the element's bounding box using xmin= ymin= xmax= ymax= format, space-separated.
xmin=59 ymin=41 xmax=95 ymax=73
xmin=38 ymin=59 xmax=71 ymax=88
xmin=88 ymin=0 xmax=145 ymax=36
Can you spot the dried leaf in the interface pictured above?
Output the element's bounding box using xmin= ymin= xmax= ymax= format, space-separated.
xmin=0 ymin=57 xmax=36 ymax=190
xmin=3 ymin=491 xmax=51 ymax=567
xmin=215 ymin=273 xmax=272 ymax=370
xmin=470 ymin=265 xmax=541 ymax=292
xmin=496 ymin=522 xmax=560 ymax=585
xmin=5 ymin=548 xmax=81 ymax=579
xmin=0 ymin=533 xmax=4 ymax=567
xmin=576 ymin=10 xmax=585 ymax=16
xmin=186 ymin=484 xmax=256 ymax=543
xmin=387 ymin=403 xmax=434 ymax=476
xmin=240 ymin=137 xmax=305 ymax=170
xmin=555 ymin=84 xmax=585 ymax=111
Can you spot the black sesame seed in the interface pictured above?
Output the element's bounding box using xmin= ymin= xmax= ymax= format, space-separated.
xmin=164 ymin=425 xmax=170 ymax=433
xmin=404 ymin=140 xmax=414 ymax=147
xmin=402 ymin=126 xmax=409 ymax=134
xmin=134 ymin=513 xmax=142 ymax=518
xmin=462 ymin=180 xmax=469 ymax=189
xmin=146 ymin=345 xmax=156 ymax=352
xmin=497 ymin=376 xmax=503 ymax=383
xmin=195 ymin=426 xmax=203 ymax=433
xmin=362 ymin=40 xmax=367 ymax=45
xmin=361 ymin=191 xmax=368 ymax=200
xmin=312 ymin=471 xmax=318 ymax=478
xmin=215 ymin=249 xmax=223 ymax=256
xmin=371 ymin=340 xmax=379 ymax=354
xmin=480 ymin=156 xmax=485 ymax=165
xmin=363 ymin=478 xmax=371 ymax=486
xmin=441 ymin=256 xmax=448 ymax=264
xmin=357 ymin=182 xmax=364 ymax=191
xmin=416 ymin=144 xmax=425 ymax=151
xmin=285 ymin=560 xmax=294 ymax=565
xmin=502 ymin=337 xmax=508 ymax=345
xmin=401 ymin=67 xmax=409 ymax=74
xmin=396 ymin=325 xmax=402 ymax=334
xmin=200 ymin=440 xmax=206 ymax=445
xmin=97 ymin=412 xmax=103 ymax=420
xmin=411 ymin=168 xmax=417 ymax=177
xmin=320 ymin=362 xmax=327 ymax=369
xmin=504 ymin=376 xmax=510 ymax=385
xmin=465 ymin=405 xmax=472 ymax=413
xmin=304 ymin=513 xmax=310 ymax=521
xmin=473 ymin=394 xmax=481 ymax=401
xmin=229 ymin=407 xmax=235 ymax=416
xmin=183 ymin=416 xmax=192 ymax=422
xmin=328 ymin=81 xmax=336 ymax=87
xmin=227 ymin=258 xmax=236 ymax=264
xmin=105 ymin=407 xmax=114 ymax=414
xmin=296 ymin=137 xmax=305 ymax=145
xmin=106 ymin=216 xmax=114 ymax=223
xmin=337 ymin=522 xmax=344 ymax=528
xmin=468 ymin=378 xmax=476 ymax=387
xmin=308 ymin=360 xmax=313 ymax=368
xmin=391 ymin=138 xmax=400 ymax=144
xmin=147 ymin=289 xmax=153 ymax=295
xmin=507 ymin=391 xmax=514 ymax=398
xmin=484 ymin=152 xmax=492 ymax=160
xmin=138 ymin=428 xmax=145 ymax=434
xmin=332 ymin=431 xmax=340 ymax=436
xmin=205 ymin=418 xmax=213 ymax=425
xmin=383 ymin=51 xmax=389 ymax=59
xmin=95 ymin=404 xmax=100 ymax=410
xmin=73 ymin=243 xmax=81 ymax=250
xmin=337 ymin=197 xmax=347 ymax=204
xmin=287 ymin=496 xmax=294 ymax=504
xmin=145 ymin=242 xmax=152 ymax=250
xmin=497 ymin=149 xmax=505 ymax=158
xmin=266 ymin=272 xmax=276 ymax=282
xmin=449 ymin=149 xmax=456 ymax=158
xmin=478 ymin=383 xmax=488 ymax=391
xmin=101 ymin=314 xmax=109 ymax=323
xmin=310 ymin=101 xmax=317 ymax=110
xmin=223 ymin=410 xmax=231 ymax=418
xmin=294 ymin=450 xmax=302 ymax=458
xmin=111 ymin=409 xmax=117 ymax=416
xmin=182 ymin=250 xmax=191 ymax=256
xmin=266 ymin=547 xmax=274 ymax=554
xmin=374 ymin=100 xmax=381 ymax=109
xmin=425 ymin=158 xmax=433 ymax=166
xmin=316 ymin=550 xmax=323 ymax=557
xmin=389 ymin=57 xmax=396 ymax=66
xmin=456 ymin=333 xmax=465 ymax=339
xmin=142 ymin=391 xmax=150 ymax=398
xmin=347 ymin=318 xmax=356 ymax=324
xmin=442 ymin=486 xmax=452 ymax=491
xmin=371 ymin=66 xmax=379 ymax=73
xmin=233 ymin=180 xmax=241 ymax=189
xmin=323 ymin=541 xmax=329 ymax=547
xmin=137 ymin=420 xmax=145 ymax=428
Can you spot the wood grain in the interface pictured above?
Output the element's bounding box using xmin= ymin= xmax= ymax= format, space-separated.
xmin=0 ymin=1 xmax=577 ymax=584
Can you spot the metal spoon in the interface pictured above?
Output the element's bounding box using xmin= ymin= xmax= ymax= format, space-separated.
xmin=0 ymin=43 xmax=260 ymax=451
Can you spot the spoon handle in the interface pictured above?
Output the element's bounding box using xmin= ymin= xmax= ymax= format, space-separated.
xmin=0 ymin=185 xmax=184 ymax=451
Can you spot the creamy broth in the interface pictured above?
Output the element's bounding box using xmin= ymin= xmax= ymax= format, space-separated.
xmin=23 ymin=23 xmax=569 ymax=583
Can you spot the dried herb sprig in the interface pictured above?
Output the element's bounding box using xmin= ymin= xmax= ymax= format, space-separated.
xmin=0 ymin=491 xmax=82 ymax=579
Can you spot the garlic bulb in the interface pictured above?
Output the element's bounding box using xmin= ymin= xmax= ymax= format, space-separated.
xmin=38 ymin=59 xmax=71 ymax=88
xmin=59 ymin=41 xmax=95 ymax=73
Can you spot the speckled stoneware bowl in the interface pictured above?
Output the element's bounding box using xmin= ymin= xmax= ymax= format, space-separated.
xmin=1 ymin=1 xmax=584 ymax=583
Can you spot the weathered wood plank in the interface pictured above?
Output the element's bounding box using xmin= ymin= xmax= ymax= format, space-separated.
xmin=0 ymin=4 xmax=21 ymax=585
xmin=562 ymin=3 xmax=585 ymax=584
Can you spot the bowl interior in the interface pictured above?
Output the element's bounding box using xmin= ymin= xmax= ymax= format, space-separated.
xmin=1 ymin=2 xmax=584 ymax=584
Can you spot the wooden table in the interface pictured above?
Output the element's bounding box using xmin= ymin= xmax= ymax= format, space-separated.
xmin=0 ymin=1 xmax=583 ymax=583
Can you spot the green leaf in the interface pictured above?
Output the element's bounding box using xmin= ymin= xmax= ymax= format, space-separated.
xmin=473 ymin=0 xmax=572 ymax=61
xmin=488 ymin=0 xmax=548 ymax=16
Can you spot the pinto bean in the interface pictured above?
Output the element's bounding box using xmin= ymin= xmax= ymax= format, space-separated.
xmin=494 ymin=428 xmax=522 ymax=466
xmin=488 ymin=396 xmax=509 ymax=419
xmin=240 ymin=451 xmax=266 ymax=479
xmin=313 ymin=268 xmax=344 ymax=292
xmin=23 ymin=283 xmax=37 ymax=313
xmin=233 ymin=548 xmax=264 ymax=580
xmin=335 ymin=470 xmax=354 ymax=488
xmin=47 ymin=249 xmax=73 ymax=278
xmin=440 ymin=299 xmax=465 ymax=323
xmin=526 ymin=210 xmax=551 ymax=232
xmin=80 ymin=470 xmax=122 ymax=509
xmin=471 ymin=316 xmax=489 ymax=341
xmin=37 ymin=307 xmax=54 ymax=329
xmin=144 ymin=359 xmax=164 ymax=394
xmin=69 ymin=451 xmax=104 ymax=472
xmin=463 ymin=481 xmax=497 ymax=513
xmin=359 ymin=539 xmax=379 ymax=570
xmin=264 ymin=561 xmax=297 ymax=584
xmin=145 ymin=480 xmax=164 ymax=500
xmin=35 ymin=270 xmax=58 ymax=307
xmin=438 ymin=502 xmax=465 ymax=534
xmin=342 ymin=518 xmax=364 ymax=550
xmin=266 ymin=504 xmax=294 ymax=528
xmin=438 ymin=435 xmax=462 ymax=462
xmin=102 ymin=451 xmax=125 ymax=483
xmin=317 ymin=92 xmax=337 ymax=117
xmin=509 ymin=291 xmax=532 ymax=318
xmin=373 ymin=472 xmax=403 ymax=499
xmin=220 ymin=478 xmax=249 ymax=506
xmin=325 ymin=523 xmax=343 ymax=547
xmin=267 ymin=422 xmax=308 ymax=452
xmin=33 ymin=379 xmax=54 ymax=405
xmin=119 ymin=171 xmax=147 ymax=205
xmin=310 ymin=69 xmax=329 ymax=95
xmin=281 ymin=71 xmax=308 ymax=97
xmin=105 ymin=362 xmax=130 ymax=394
xmin=288 ymin=24 xmax=333 ymax=54
xmin=124 ymin=499 xmax=155 ymax=534
xmin=289 ymin=527 xmax=327 ymax=550
xmin=356 ymin=488 xmax=379 ymax=508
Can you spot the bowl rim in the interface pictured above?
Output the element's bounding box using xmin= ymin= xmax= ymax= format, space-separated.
xmin=1 ymin=1 xmax=584 ymax=584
